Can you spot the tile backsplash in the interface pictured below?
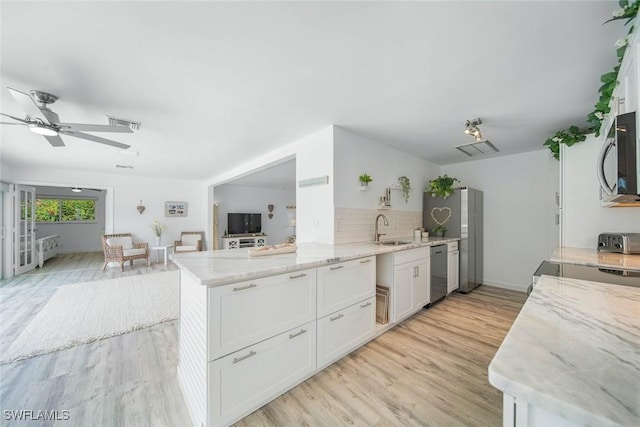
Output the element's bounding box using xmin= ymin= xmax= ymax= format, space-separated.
xmin=334 ymin=208 xmax=423 ymax=244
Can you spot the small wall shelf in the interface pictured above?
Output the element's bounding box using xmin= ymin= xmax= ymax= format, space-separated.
xmin=359 ymin=186 xmax=370 ymax=191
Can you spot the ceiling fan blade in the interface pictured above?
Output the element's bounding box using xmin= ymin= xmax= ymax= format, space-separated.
xmin=0 ymin=122 xmax=28 ymax=126
xmin=61 ymin=130 xmax=130 ymax=149
xmin=0 ymin=112 xmax=28 ymax=123
xmin=58 ymin=123 xmax=133 ymax=133
xmin=44 ymin=135 xmax=65 ymax=147
xmin=7 ymin=87 xmax=51 ymax=124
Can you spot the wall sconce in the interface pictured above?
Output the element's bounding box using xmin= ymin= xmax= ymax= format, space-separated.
xmin=136 ymin=200 xmax=146 ymax=214
xmin=267 ymin=204 xmax=274 ymax=219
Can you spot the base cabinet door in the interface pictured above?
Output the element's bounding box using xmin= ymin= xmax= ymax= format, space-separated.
xmin=447 ymin=250 xmax=459 ymax=293
xmin=317 ymin=296 xmax=376 ymax=368
xmin=210 ymin=321 xmax=316 ymax=427
xmin=393 ymin=262 xmax=414 ymax=322
xmin=413 ymin=258 xmax=430 ymax=309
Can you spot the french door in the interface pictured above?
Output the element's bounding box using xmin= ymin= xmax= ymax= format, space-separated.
xmin=13 ymin=184 xmax=36 ymax=275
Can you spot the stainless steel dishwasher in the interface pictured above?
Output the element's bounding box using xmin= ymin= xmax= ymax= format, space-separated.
xmin=430 ymin=245 xmax=448 ymax=305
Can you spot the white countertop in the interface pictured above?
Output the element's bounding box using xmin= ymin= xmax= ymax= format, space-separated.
xmin=171 ymin=238 xmax=457 ymax=286
xmin=551 ymin=247 xmax=640 ymax=271
xmin=489 ymin=275 xmax=640 ymax=427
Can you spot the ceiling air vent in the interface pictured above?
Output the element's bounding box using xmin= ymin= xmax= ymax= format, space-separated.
xmin=106 ymin=115 xmax=141 ymax=132
xmin=455 ymin=140 xmax=500 ymax=157
xmin=115 ymin=164 xmax=134 ymax=169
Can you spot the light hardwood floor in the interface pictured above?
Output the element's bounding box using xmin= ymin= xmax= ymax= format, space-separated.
xmin=0 ymin=253 xmax=526 ymax=426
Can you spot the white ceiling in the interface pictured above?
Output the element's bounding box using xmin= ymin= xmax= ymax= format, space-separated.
xmin=0 ymin=1 xmax=627 ymax=183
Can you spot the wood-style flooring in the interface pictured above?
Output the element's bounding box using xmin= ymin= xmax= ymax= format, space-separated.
xmin=0 ymin=253 xmax=526 ymax=427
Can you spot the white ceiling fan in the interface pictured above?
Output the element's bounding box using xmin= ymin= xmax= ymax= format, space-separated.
xmin=0 ymin=87 xmax=136 ymax=149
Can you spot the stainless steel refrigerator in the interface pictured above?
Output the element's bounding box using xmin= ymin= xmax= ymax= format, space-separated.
xmin=423 ymin=187 xmax=483 ymax=293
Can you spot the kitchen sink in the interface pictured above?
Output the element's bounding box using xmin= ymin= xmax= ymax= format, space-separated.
xmin=377 ymin=240 xmax=413 ymax=246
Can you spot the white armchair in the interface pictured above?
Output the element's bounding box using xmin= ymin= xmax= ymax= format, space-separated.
xmin=174 ymin=231 xmax=204 ymax=253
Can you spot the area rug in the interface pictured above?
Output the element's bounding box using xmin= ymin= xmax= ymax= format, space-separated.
xmin=0 ymin=270 xmax=179 ymax=364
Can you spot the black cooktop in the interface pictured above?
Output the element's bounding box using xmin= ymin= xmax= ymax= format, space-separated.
xmin=534 ymin=261 xmax=640 ymax=287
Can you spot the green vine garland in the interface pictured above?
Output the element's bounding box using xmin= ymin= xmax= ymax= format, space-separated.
xmin=544 ymin=0 xmax=639 ymax=160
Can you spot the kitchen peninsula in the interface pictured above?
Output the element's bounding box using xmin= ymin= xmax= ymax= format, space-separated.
xmin=489 ymin=249 xmax=640 ymax=427
xmin=172 ymin=238 xmax=458 ymax=427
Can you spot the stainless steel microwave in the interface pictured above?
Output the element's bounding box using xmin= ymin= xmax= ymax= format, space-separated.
xmin=598 ymin=111 xmax=639 ymax=204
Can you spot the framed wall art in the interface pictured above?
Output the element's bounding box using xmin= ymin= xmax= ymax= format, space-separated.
xmin=165 ymin=201 xmax=188 ymax=217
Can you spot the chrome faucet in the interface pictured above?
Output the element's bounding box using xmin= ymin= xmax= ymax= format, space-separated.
xmin=374 ymin=214 xmax=389 ymax=242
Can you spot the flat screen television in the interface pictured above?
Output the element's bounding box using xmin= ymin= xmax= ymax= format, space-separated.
xmin=227 ymin=213 xmax=262 ymax=235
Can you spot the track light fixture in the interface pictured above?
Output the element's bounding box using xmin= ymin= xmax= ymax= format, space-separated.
xmin=464 ymin=118 xmax=483 ymax=142
xmin=457 ymin=117 xmax=499 ymax=157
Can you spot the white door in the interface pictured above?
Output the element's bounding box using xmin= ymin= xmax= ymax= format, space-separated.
xmin=13 ymin=184 xmax=36 ymax=275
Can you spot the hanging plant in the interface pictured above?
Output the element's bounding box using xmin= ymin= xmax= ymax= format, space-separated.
xmin=427 ymin=175 xmax=460 ymax=199
xmin=398 ymin=176 xmax=411 ymax=203
xmin=543 ymin=126 xmax=593 ymax=160
xmin=543 ymin=1 xmax=638 ymax=159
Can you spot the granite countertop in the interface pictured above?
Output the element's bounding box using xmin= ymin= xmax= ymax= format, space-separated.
xmin=551 ymin=247 xmax=640 ymax=271
xmin=489 ymin=275 xmax=640 ymax=427
xmin=171 ymin=237 xmax=458 ymax=286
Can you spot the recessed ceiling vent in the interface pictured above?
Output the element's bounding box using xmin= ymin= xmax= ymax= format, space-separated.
xmin=106 ymin=115 xmax=141 ymax=132
xmin=455 ymin=140 xmax=500 ymax=156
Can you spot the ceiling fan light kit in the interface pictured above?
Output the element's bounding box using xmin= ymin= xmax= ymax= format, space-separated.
xmin=0 ymin=87 xmax=139 ymax=149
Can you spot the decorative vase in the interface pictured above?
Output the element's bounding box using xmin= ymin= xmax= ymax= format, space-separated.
xmin=156 ymin=235 xmax=161 ymax=246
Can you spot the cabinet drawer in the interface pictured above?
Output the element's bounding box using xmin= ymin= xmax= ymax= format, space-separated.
xmin=209 ymin=269 xmax=316 ymax=360
xmin=447 ymin=241 xmax=459 ymax=251
xmin=210 ymin=321 xmax=316 ymax=426
xmin=317 ymin=256 xmax=375 ymax=318
xmin=317 ymin=296 xmax=376 ymax=368
xmin=393 ymin=247 xmax=430 ymax=266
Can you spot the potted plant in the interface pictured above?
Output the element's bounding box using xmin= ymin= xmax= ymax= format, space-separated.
xmin=398 ymin=176 xmax=411 ymax=202
xmin=433 ymin=225 xmax=446 ymax=237
xmin=427 ymin=175 xmax=460 ymax=199
xmin=358 ymin=173 xmax=373 ymax=188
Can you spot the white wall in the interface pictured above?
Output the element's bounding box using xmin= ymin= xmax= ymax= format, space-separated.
xmin=214 ymin=184 xmax=296 ymax=246
xmin=333 ymin=127 xmax=441 ymax=211
xmin=206 ymin=126 xmax=335 ymax=245
xmin=443 ymin=149 xmax=559 ymax=291
xmin=34 ymin=186 xmax=106 ymax=253
xmin=1 ymin=163 xmax=206 ymax=251
xmin=561 ymin=135 xmax=640 ymax=248
xmin=295 ymin=127 xmax=334 ymax=243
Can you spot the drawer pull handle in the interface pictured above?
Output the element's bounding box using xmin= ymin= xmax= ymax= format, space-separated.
xmin=289 ymin=273 xmax=307 ymax=279
xmin=233 ymin=284 xmax=257 ymax=292
xmin=360 ymin=302 xmax=372 ymax=308
xmin=233 ymin=351 xmax=257 ymax=364
xmin=330 ymin=265 xmax=344 ymax=271
xmin=289 ymin=329 xmax=307 ymax=339
xmin=330 ymin=313 xmax=344 ymax=321
xmin=359 ymin=259 xmax=372 ymax=264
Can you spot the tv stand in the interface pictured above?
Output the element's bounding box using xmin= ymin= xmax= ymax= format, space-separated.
xmin=222 ymin=234 xmax=267 ymax=250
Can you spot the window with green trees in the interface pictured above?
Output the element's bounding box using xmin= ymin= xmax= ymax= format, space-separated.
xmin=35 ymin=198 xmax=96 ymax=222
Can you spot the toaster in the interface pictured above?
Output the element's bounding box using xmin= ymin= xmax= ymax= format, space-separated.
xmin=597 ymin=233 xmax=640 ymax=255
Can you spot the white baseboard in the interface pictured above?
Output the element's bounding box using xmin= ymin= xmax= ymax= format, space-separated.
xmin=481 ymin=280 xmax=528 ymax=293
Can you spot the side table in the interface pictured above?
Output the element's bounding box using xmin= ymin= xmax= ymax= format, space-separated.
xmin=152 ymin=245 xmax=174 ymax=266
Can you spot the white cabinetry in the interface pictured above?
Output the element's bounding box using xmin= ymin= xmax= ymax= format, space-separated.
xmin=181 ymin=256 xmax=377 ymax=427
xmin=502 ymin=394 xmax=581 ymax=427
xmin=447 ymin=241 xmax=459 ymax=294
xmin=317 ymin=256 xmax=375 ymax=317
xmin=316 ymin=256 xmax=376 ymax=368
xmin=222 ymin=235 xmax=267 ymax=249
xmin=317 ymin=296 xmax=375 ymax=368
xmin=210 ymin=321 xmax=316 ymax=427
xmin=377 ymin=247 xmax=430 ymax=323
xmin=208 ymin=269 xmax=316 ymax=361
